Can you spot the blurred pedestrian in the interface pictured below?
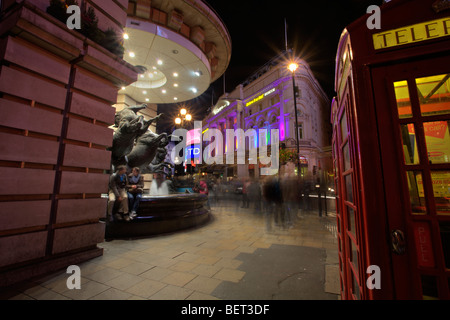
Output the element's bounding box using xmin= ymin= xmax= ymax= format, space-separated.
xmin=241 ymin=178 xmax=251 ymax=208
xmin=281 ymin=175 xmax=300 ymax=227
xmin=195 ymin=176 xmax=210 ymax=209
xmin=263 ymin=175 xmax=284 ymax=230
xmin=248 ymin=178 xmax=262 ymax=213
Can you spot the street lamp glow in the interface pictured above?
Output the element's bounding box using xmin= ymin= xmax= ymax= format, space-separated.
xmin=180 ymin=108 xmax=187 ymax=115
xmin=288 ymin=62 xmax=298 ymax=73
xmin=185 ymin=114 xmax=192 ymax=121
xmin=175 ymin=117 xmax=182 ymax=125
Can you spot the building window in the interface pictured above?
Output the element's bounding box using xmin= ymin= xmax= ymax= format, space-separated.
xmin=271 ymin=115 xmax=277 ymax=124
xmin=298 ymin=123 xmax=304 ymax=140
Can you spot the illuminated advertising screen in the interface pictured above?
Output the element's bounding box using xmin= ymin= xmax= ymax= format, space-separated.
xmin=185 ymin=144 xmax=201 ymax=160
xmin=186 ymin=128 xmax=201 ymax=146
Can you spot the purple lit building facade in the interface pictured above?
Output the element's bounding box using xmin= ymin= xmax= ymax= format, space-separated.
xmin=202 ymin=53 xmax=332 ymax=181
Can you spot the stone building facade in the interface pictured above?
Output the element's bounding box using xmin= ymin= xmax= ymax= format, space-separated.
xmin=202 ymin=52 xmax=331 ymax=180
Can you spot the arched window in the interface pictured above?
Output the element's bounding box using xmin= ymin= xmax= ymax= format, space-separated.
xmin=271 ymin=114 xmax=277 ymax=124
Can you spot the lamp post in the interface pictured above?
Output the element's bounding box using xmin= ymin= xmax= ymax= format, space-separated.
xmin=174 ymin=107 xmax=192 ymax=175
xmin=288 ymin=62 xmax=301 ymax=178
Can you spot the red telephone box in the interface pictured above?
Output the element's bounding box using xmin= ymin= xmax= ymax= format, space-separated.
xmin=332 ymin=0 xmax=450 ymax=299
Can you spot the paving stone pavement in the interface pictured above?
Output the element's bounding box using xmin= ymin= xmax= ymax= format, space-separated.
xmin=1 ymin=200 xmax=340 ymax=301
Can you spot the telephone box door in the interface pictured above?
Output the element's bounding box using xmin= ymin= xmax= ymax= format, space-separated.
xmin=372 ymin=55 xmax=450 ymax=299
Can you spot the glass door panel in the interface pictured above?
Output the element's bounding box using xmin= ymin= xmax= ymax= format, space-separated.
xmin=416 ymin=74 xmax=450 ymax=116
xmin=406 ymin=171 xmax=427 ymax=215
xmin=400 ymin=124 xmax=420 ymax=165
xmin=424 ymin=121 xmax=450 ymax=164
xmin=394 ymin=80 xmax=412 ymax=118
xmin=430 ymin=171 xmax=450 ymax=215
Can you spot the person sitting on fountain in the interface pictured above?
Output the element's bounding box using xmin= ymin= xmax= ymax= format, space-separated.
xmin=108 ymin=165 xmax=130 ymax=221
xmin=127 ymin=167 xmax=144 ymax=220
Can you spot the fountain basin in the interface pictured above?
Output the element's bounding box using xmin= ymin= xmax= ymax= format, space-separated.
xmin=105 ymin=193 xmax=211 ymax=239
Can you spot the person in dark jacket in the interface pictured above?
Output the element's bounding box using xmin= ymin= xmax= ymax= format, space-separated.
xmin=263 ymin=176 xmax=284 ymax=230
xmin=127 ymin=167 xmax=144 ymax=220
xmin=108 ymin=165 xmax=129 ymax=221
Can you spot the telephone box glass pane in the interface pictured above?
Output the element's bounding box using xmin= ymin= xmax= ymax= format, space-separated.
xmin=400 ymin=124 xmax=419 ymax=164
xmin=394 ymin=80 xmax=412 ymax=118
xmin=343 ymin=141 xmax=351 ymax=171
xmin=340 ymin=110 xmax=348 ymax=140
xmin=430 ymin=171 xmax=450 ymax=215
xmin=351 ymin=242 xmax=359 ymax=274
xmin=439 ymin=222 xmax=450 ymax=269
xmin=351 ymin=270 xmax=360 ymax=300
xmin=345 ymin=174 xmax=353 ymax=203
xmin=406 ymin=171 xmax=427 ymax=214
xmin=416 ymin=74 xmax=450 ymax=116
xmin=335 ymin=182 xmax=340 ymax=214
xmin=347 ymin=206 xmax=355 ymax=236
xmin=423 ymin=121 xmax=450 ymax=164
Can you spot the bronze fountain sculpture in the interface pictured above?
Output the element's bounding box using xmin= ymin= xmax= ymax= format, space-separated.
xmin=105 ymin=104 xmax=210 ymax=238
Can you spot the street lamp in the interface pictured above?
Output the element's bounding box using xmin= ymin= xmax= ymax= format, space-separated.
xmin=175 ymin=107 xmax=192 ymax=127
xmin=288 ymin=62 xmax=301 ymax=177
xmin=175 ymin=106 xmax=194 ymax=176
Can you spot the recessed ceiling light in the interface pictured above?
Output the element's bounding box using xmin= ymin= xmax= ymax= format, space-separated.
xmin=129 ymin=52 xmax=135 ymax=58
xmin=152 ymin=66 xmax=157 ymax=70
xmin=174 ymin=97 xmax=178 ymax=101
xmin=157 ymin=59 xmax=163 ymax=65
xmin=145 ymin=98 xmax=149 ymax=102
xmin=162 ymin=89 xmax=167 ymax=94
xmin=143 ymin=90 xmax=147 ymax=94
xmin=121 ymin=86 xmax=126 ymax=90
xmin=139 ymin=74 xmax=145 ymax=78
xmin=123 ymin=33 xmax=129 ymax=40
xmin=174 ymin=83 xmax=178 ymax=87
xmin=191 ymin=87 xmax=198 ymax=93
xmin=173 ymin=72 xmax=178 ymax=77
xmin=193 ymin=70 xmax=202 ymax=77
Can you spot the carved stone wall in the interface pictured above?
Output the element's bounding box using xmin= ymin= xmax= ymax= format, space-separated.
xmin=0 ymin=0 xmax=136 ymax=287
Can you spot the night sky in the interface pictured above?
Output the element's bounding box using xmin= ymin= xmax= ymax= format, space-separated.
xmin=157 ymin=0 xmax=382 ymax=133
